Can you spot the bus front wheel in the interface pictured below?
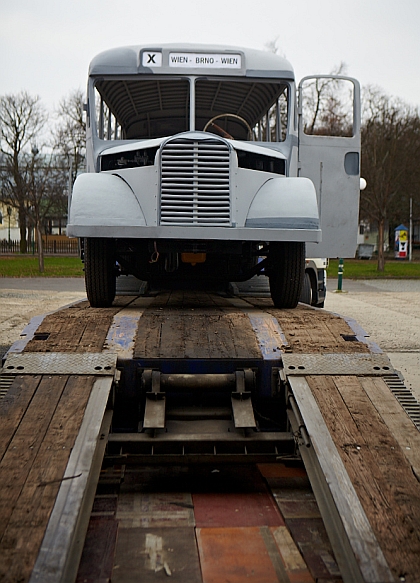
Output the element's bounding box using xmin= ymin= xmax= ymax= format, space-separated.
xmin=269 ymin=242 xmax=305 ymax=309
xmin=84 ymin=238 xmax=116 ymax=307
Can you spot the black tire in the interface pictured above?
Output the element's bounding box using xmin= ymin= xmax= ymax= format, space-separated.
xmin=269 ymin=242 xmax=305 ymax=308
xmin=84 ymin=238 xmax=116 ymax=307
xmin=300 ymin=272 xmax=312 ymax=305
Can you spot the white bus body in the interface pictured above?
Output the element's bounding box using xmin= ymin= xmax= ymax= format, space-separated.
xmin=67 ymin=44 xmax=361 ymax=307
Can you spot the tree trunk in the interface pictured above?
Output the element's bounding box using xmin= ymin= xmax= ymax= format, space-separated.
xmin=377 ymin=219 xmax=385 ymax=272
xmin=36 ymin=223 xmax=44 ymax=273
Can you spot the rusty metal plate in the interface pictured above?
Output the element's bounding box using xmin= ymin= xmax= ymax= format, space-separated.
xmin=282 ymin=353 xmax=393 ymax=376
xmin=196 ymin=526 xmax=282 ymax=583
xmin=192 ymin=492 xmax=284 ymax=528
xmin=1 ymin=352 xmax=117 ymax=375
xmin=257 ymin=463 xmax=307 ymax=479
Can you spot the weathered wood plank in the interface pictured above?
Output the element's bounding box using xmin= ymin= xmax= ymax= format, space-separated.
xmin=160 ymin=313 xmax=189 ymax=357
xmin=309 ymin=374 xmax=420 ymax=583
xmin=289 ymin=375 xmax=393 ymax=583
xmin=334 ymin=375 xmax=420 ymax=582
xmin=103 ymin=297 xmax=155 ymax=359
xmin=223 ymin=312 xmax=262 ymax=358
xmin=182 ymin=314 xmax=233 ymax=359
xmin=135 ymin=314 xmax=164 ymax=358
xmin=0 ymin=376 xmax=67 ymax=544
xmin=24 ymin=298 xmax=134 ymax=354
xmin=202 ymin=314 xmax=234 ymax=359
xmin=0 ymin=375 xmax=95 ymax=583
xmin=246 ymin=301 xmax=370 ymax=354
xmin=0 ymin=375 xmax=41 ymax=462
xmin=361 ymin=376 xmax=420 ymax=479
xmin=30 ymin=378 xmax=113 ymax=583
xmin=134 ymin=292 xmax=260 ymax=360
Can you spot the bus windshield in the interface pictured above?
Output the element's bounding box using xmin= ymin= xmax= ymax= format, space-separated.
xmin=93 ymin=77 xmax=289 ymax=143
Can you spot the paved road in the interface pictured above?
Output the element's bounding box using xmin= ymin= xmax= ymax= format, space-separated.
xmin=0 ymin=277 xmax=85 ymax=292
xmin=1 ymin=276 xmax=419 ymax=401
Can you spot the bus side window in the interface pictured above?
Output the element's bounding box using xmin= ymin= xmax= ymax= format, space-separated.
xmin=94 ymin=86 xmax=123 ymax=141
xmin=252 ymin=87 xmax=288 ymax=142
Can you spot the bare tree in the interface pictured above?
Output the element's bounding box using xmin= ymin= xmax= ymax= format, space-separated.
xmin=300 ymin=62 xmax=353 ymax=136
xmin=22 ymin=147 xmax=68 ymax=272
xmin=0 ymin=92 xmax=47 ymax=253
xmin=54 ymin=89 xmax=86 ymax=186
xmin=360 ymin=86 xmax=420 ymax=270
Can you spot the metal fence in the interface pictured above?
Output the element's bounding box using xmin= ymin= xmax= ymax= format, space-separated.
xmin=0 ymin=238 xmax=79 ymax=255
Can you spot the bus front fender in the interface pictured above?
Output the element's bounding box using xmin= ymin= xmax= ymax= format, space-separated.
xmin=245 ymin=177 xmax=320 ymax=232
xmin=67 ymin=173 xmax=146 ymax=236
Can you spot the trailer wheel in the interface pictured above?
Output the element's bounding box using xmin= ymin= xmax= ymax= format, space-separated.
xmin=84 ymin=238 xmax=116 ymax=307
xmin=300 ymin=272 xmax=312 ymax=305
xmin=269 ymin=242 xmax=305 ymax=308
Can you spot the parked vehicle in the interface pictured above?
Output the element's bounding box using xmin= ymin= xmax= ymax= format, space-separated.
xmin=68 ymin=44 xmax=361 ymax=307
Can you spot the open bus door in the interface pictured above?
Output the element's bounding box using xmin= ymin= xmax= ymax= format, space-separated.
xmin=298 ymin=76 xmax=361 ymax=258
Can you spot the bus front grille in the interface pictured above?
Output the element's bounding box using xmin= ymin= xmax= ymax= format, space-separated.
xmin=160 ymin=138 xmax=231 ymax=226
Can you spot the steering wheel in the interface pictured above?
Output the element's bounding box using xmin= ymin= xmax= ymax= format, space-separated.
xmin=203 ymin=113 xmax=253 ymax=140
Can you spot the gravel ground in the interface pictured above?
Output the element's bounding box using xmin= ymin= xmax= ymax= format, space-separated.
xmin=1 ymin=276 xmax=419 ymax=401
xmin=325 ymin=278 xmax=420 ymax=401
xmin=0 ymin=278 xmax=86 ymax=352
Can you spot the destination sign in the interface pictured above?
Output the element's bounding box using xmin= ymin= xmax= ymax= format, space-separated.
xmin=168 ymin=52 xmax=242 ymax=69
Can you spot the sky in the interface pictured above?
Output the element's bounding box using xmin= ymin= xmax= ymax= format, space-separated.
xmin=1 ymin=0 xmax=420 ymax=114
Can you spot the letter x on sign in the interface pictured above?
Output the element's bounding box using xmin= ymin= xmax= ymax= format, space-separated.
xmin=142 ymin=51 xmax=162 ymax=67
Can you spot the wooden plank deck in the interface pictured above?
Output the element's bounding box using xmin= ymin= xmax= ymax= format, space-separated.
xmin=1 ymin=291 xmax=419 ymax=582
xmin=261 ymin=301 xmax=420 ymax=582
xmin=0 ymin=296 xmax=123 ymax=582
xmin=134 ymin=291 xmax=261 ymax=360
xmin=0 ymin=374 xmax=95 ymax=582
xmin=248 ymin=298 xmax=372 ymax=354
xmin=307 ymin=374 xmax=420 ymax=583
xmin=23 ymin=296 xmax=134 ymax=354
xmin=290 ymin=371 xmax=420 ymax=583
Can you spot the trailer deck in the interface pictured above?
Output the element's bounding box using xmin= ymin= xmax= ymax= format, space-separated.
xmin=1 ymin=289 xmax=420 ymax=582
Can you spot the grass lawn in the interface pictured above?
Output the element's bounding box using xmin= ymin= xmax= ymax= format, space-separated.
xmin=327 ymin=258 xmax=420 ymax=279
xmin=1 ymin=254 xmax=420 ymax=279
xmin=0 ymin=256 xmax=84 ymax=277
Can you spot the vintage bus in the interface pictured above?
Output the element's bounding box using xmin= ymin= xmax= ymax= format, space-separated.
xmin=67 ymin=44 xmax=361 ymax=307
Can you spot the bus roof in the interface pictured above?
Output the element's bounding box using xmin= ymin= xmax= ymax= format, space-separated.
xmin=89 ymin=44 xmax=295 ymax=80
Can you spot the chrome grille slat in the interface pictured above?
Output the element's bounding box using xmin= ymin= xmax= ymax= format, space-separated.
xmin=160 ymin=138 xmax=231 ymax=226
